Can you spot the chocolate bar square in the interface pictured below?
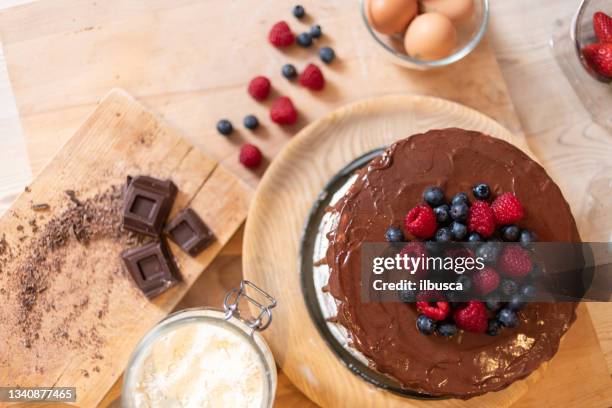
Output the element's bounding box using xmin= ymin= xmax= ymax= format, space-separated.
xmin=123 ymin=176 xmax=177 ymax=236
xmin=121 ymin=240 xmax=181 ymax=298
xmin=164 ymin=208 xmax=214 ymax=256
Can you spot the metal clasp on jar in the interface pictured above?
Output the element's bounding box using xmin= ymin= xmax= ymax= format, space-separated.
xmin=223 ymin=280 xmax=277 ymax=332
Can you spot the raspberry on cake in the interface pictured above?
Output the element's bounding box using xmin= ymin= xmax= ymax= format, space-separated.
xmin=492 ymin=192 xmax=524 ymax=225
xmin=404 ymin=205 xmax=436 ymax=239
xmin=325 ymin=128 xmax=580 ymax=399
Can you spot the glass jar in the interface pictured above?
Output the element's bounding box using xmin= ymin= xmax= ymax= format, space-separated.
xmin=122 ymin=281 xmax=277 ymax=408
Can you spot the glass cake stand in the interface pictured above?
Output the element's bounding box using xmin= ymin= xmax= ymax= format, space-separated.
xmin=299 ymin=148 xmax=442 ymax=400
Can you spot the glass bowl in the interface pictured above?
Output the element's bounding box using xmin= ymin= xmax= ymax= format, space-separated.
xmin=551 ymin=0 xmax=612 ymax=130
xmin=360 ymin=0 xmax=489 ymax=69
xmin=572 ymin=0 xmax=612 ymax=84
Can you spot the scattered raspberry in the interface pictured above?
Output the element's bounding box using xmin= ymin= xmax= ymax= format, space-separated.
xmin=299 ymin=63 xmax=325 ymax=91
xmin=404 ymin=205 xmax=437 ymax=239
xmin=594 ymin=11 xmax=612 ymax=43
xmin=270 ymin=96 xmax=298 ymax=125
xmin=453 ymin=301 xmax=488 ymax=333
xmin=239 ymin=144 xmax=263 ymax=168
xmin=268 ymin=21 xmax=294 ymax=47
xmin=491 ymin=193 xmax=524 ymax=225
xmin=248 ymin=76 xmax=271 ymax=101
xmin=472 ymin=267 xmax=500 ymax=296
xmin=467 ymin=200 xmax=495 ymax=237
xmin=417 ymin=301 xmax=450 ymax=321
xmin=582 ymin=43 xmax=612 ymax=78
xmin=399 ymin=242 xmax=428 ymax=279
xmin=498 ymin=245 xmax=533 ymax=278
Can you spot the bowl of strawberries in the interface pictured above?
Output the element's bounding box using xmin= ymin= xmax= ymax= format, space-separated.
xmin=575 ymin=5 xmax=612 ymax=82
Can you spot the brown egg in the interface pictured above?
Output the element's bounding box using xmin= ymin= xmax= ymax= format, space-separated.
xmin=404 ymin=12 xmax=457 ymax=61
xmin=367 ymin=0 xmax=418 ymax=36
xmin=421 ymin=0 xmax=474 ymax=22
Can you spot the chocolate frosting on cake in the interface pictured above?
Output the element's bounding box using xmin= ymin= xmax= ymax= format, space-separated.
xmin=326 ymin=129 xmax=580 ymax=398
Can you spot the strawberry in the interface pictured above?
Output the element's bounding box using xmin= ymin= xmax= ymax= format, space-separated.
xmin=399 ymin=242 xmax=428 ymax=278
xmin=467 ymin=200 xmax=496 ymax=237
xmin=594 ymin=11 xmax=612 ymax=43
xmin=498 ymin=245 xmax=533 ymax=278
xmin=491 ymin=192 xmax=524 ymax=225
xmin=270 ymin=96 xmax=298 ymax=125
xmin=582 ymin=43 xmax=612 ymax=78
xmin=239 ymin=144 xmax=263 ymax=168
xmin=248 ymin=76 xmax=271 ymax=101
xmin=453 ymin=301 xmax=488 ymax=333
xmin=404 ymin=205 xmax=437 ymax=239
xmin=472 ymin=267 xmax=500 ymax=295
xmin=416 ymin=301 xmax=450 ymax=321
xmin=268 ymin=21 xmax=294 ymax=48
xmin=299 ymin=63 xmax=325 ymax=91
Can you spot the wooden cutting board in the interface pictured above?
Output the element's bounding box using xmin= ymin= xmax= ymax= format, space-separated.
xmin=0 ymin=89 xmax=252 ymax=407
xmin=243 ymin=95 xmax=612 ymax=407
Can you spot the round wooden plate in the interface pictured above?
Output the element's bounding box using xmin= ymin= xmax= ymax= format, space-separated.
xmin=243 ymin=95 xmax=541 ymax=407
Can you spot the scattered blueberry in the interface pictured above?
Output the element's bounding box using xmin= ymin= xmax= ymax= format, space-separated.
xmin=451 ymin=192 xmax=470 ymax=207
xmin=310 ymin=24 xmax=322 ymax=39
xmin=487 ymin=319 xmax=502 ymax=336
xmin=424 ymin=187 xmax=445 ymax=207
xmin=282 ymin=63 xmax=298 ymax=79
xmin=501 ymin=225 xmax=520 ymax=242
xmin=450 ymin=222 xmax=467 ymax=240
xmin=485 ymin=294 xmax=502 ymax=311
xmin=216 ymin=119 xmax=233 ymax=136
xmin=435 ymin=227 xmax=452 ymax=242
xmin=508 ymin=294 xmax=526 ymax=311
xmin=243 ymin=115 xmax=259 ymax=130
xmin=520 ymin=284 xmax=537 ymax=298
xmin=319 ymin=46 xmax=336 ymax=64
xmin=500 ymin=278 xmax=518 ymax=296
xmin=416 ymin=314 xmax=436 ymax=335
xmin=497 ymin=308 xmax=519 ymax=328
xmin=456 ymin=274 xmax=472 ymax=292
xmin=437 ymin=322 xmax=458 ymax=337
xmin=520 ymin=229 xmax=537 ymax=248
xmin=296 ymin=32 xmax=313 ymax=47
xmin=468 ymin=232 xmax=482 ymax=242
xmin=399 ymin=289 xmax=416 ymax=303
xmin=385 ymin=226 xmax=404 ymax=242
xmin=450 ymin=202 xmax=469 ymax=222
xmin=293 ymin=5 xmax=305 ymax=19
xmin=433 ymin=205 xmax=451 ymax=224
xmin=475 ymin=242 xmax=501 ymax=264
xmin=472 ymin=183 xmax=491 ymax=200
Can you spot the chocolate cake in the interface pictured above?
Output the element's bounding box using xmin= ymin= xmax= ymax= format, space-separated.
xmin=324 ymin=128 xmax=580 ymax=398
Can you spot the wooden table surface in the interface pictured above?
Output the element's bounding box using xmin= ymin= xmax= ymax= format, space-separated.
xmin=0 ymin=0 xmax=610 ymax=407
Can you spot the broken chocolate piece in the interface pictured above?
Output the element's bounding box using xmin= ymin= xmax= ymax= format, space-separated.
xmin=164 ymin=208 xmax=214 ymax=256
xmin=121 ymin=240 xmax=181 ymax=298
xmin=122 ymin=176 xmax=177 ymax=236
